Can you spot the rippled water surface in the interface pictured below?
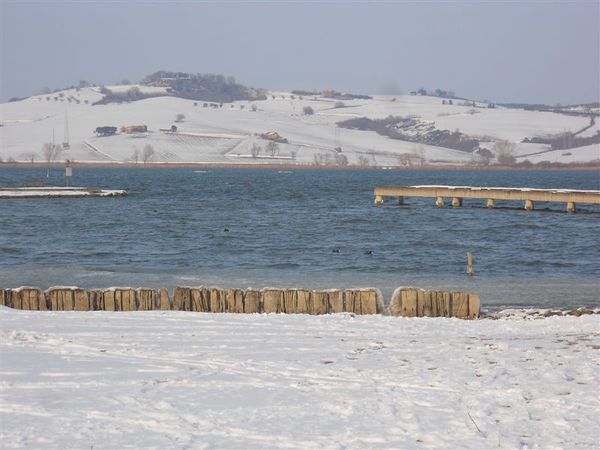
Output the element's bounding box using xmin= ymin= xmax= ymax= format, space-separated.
xmin=1 ymin=167 xmax=599 ymax=310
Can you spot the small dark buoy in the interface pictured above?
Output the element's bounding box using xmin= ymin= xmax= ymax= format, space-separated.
xmin=364 ymin=250 xmax=373 ymax=255
xmin=224 ymin=228 xmax=230 ymax=232
xmin=332 ymin=248 xmax=341 ymax=254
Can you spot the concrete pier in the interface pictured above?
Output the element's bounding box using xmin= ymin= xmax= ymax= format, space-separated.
xmin=374 ymin=185 xmax=600 ymax=212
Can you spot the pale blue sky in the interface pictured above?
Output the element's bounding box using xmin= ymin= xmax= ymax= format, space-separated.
xmin=1 ymin=1 xmax=598 ymax=104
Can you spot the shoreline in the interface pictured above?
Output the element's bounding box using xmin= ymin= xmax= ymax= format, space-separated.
xmin=1 ymin=161 xmax=600 ymax=171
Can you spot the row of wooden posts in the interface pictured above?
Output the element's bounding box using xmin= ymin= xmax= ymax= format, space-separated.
xmin=0 ymin=286 xmax=480 ymax=319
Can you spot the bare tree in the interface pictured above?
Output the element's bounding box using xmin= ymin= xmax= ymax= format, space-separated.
xmin=494 ymin=140 xmax=516 ymax=165
xmin=41 ymin=143 xmax=61 ymax=176
xmin=251 ymin=104 xmax=258 ymax=112
xmin=335 ymin=153 xmax=349 ymax=166
xmin=251 ymin=144 xmax=261 ymax=158
xmin=175 ymin=114 xmax=185 ymax=123
xmin=475 ymin=148 xmax=493 ymax=166
xmin=398 ymin=153 xmax=412 ymax=166
xmin=418 ymin=145 xmax=426 ymax=165
xmin=411 ymin=145 xmax=425 ymax=166
xmin=142 ymin=144 xmax=155 ymax=163
xmin=266 ymin=141 xmax=279 ymax=157
xmin=357 ymin=155 xmax=370 ymax=167
xmin=303 ymin=106 xmax=314 ymax=115
xmin=131 ymin=148 xmax=140 ymax=163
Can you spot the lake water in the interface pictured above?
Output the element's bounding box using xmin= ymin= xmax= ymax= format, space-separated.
xmin=1 ymin=167 xmax=599 ymax=311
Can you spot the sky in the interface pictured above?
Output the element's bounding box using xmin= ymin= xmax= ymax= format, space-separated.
xmin=1 ymin=1 xmax=598 ymax=104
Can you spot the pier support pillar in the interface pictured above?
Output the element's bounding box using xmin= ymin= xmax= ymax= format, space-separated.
xmin=435 ymin=196 xmax=445 ymax=208
xmin=451 ymin=197 xmax=462 ymax=207
xmin=486 ymin=198 xmax=495 ymax=209
xmin=524 ymin=199 xmax=534 ymax=211
xmin=566 ymin=202 xmax=576 ymax=214
xmin=375 ymin=195 xmax=383 ymax=206
xmin=398 ymin=196 xmax=404 ymax=205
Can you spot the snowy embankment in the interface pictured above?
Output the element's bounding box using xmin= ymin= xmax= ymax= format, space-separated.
xmin=0 ymin=307 xmax=598 ymax=449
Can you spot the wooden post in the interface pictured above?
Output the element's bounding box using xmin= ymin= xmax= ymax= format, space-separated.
xmin=262 ymin=289 xmax=282 ymax=314
xmin=209 ymin=288 xmax=225 ymax=313
xmin=400 ymin=289 xmax=418 ymax=317
xmin=243 ymin=290 xmax=260 ymax=313
xmin=74 ymin=289 xmax=90 ymax=311
xmin=524 ymin=199 xmax=534 ymax=211
xmin=398 ymin=196 xmax=404 ymax=205
xmin=486 ymin=198 xmax=495 ymax=209
xmin=115 ymin=289 xmax=136 ymax=311
xmin=360 ymin=290 xmax=378 ymax=315
xmin=158 ymin=288 xmax=171 ymax=310
xmin=103 ymin=290 xmax=116 ymax=311
xmin=173 ymin=287 xmax=190 ymax=311
xmin=283 ymin=290 xmax=297 ymax=314
xmin=435 ymin=196 xmax=445 ymax=207
xmin=295 ymin=289 xmax=310 ymax=314
xmin=328 ymin=290 xmax=344 ymax=313
xmin=14 ymin=288 xmax=44 ymax=310
xmin=375 ymin=195 xmax=384 ymax=206
xmin=136 ymin=289 xmax=155 ymax=311
xmin=190 ymin=288 xmax=209 ymax=312
xmin=566 ymin=202 xmax=576 ymax=214
xmin=432 ymin=291 xmax=451 ymax=317
xmin=310 ymin=291 xmax=328 ymax=315
xmin=226 ymin=288 xmax=244 ymax=313
xmin=416 ymin=290 xmax=432 ymax=317
xmin=451 ymin=292 xmax=469 ymax=318
xmin=468 ymin=293 xmax=481 ymax=319
xmin=48 ymin=288 xmax=75 ymax=311
xmin=466 ymin=251 xmax=474 ymax=276
xmin=0 ymin=289 xmax=8 ymax=307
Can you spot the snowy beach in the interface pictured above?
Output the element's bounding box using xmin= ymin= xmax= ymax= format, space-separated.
xmin=1 ymin=307 xmax=598 ymax=449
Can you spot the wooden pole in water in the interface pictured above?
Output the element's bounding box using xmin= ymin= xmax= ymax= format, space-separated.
xmin=466 ymin=251 xmax=474 ymax=276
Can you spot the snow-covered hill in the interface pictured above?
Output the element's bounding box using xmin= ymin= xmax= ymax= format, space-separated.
xmin=1 ymin=86 xmax=598 ymax=165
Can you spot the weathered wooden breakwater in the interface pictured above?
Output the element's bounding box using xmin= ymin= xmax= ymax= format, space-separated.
xmin=374 ymin=185 xmax=600 ymax=213
xmin=0 ymin=286 xmax=480 ymax=318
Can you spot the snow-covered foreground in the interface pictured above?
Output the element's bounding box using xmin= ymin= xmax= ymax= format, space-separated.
xmin=0 ymin=308 xmax=598 ymax=449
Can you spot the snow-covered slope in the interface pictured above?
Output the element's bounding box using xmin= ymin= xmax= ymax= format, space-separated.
xmin=0 ymin=87 xmax=597 ymax=165
xmin=0 ymin=307 xmax=598 ymax=449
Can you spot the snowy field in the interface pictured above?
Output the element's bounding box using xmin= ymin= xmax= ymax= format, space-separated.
xmin=1 ymin=307 xmax=598 ymax=449
xmin=1 ymin=86 xmax=598 ymax=166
